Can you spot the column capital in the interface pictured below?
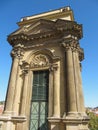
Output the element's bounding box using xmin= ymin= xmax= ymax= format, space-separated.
xmin=20 ymin=61 xmax=30 ymax=70
xmin=49 ymin=64 xmax=58 ymax=72
xmin=11 ymin=44 xmax=24 ymax=59
xmin=61 ymin=40 xmax=84 ymax=61
xmin=20 ymin=61 xmax=30 ymax=77
xmin=22 ymin=69 xmax=29 ymax=75
xmin=61 ymin=39 xmax=79 ymax=51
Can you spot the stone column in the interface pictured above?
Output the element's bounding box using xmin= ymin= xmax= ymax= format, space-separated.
xmin=4 ymin=49 xmax=20 ymax=114
xmin=48 ymin=69 xmax=53 ymax=117
xmin=20 ymin=70 xmax=29 ymax=115
xmin=25 ymin=70 xmax=33 ymax=130
xmin=53 ymin=62 xmax=60 ymax=117
xmin=73 ymin=50 xmax=85 ymax=113
xmin=12 ymin=46 xmax=24 ymax=115
xmin=65 ymin=48 xmax=77 ymax=114
xmin=12 ymin=65 xmax=23 ymax=115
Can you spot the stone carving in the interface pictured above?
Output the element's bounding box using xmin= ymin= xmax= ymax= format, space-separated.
xmin=30 ymin=54 xmax=49 ymax=68
xmin=11 ymin=44 xmax=24 ymax=59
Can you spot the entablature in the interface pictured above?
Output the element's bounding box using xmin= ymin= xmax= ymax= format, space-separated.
xmin=7 ymin=19 xmax=82 ymax=48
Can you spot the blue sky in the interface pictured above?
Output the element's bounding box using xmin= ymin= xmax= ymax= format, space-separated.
xmin=0 ymin=0 xmax=98 ymax=108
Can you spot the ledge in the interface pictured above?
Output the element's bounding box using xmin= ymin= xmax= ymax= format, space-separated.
xmin=48 ymin=117 xmax=61 ymax=123
xmin=62 ymin=115 xmax=90 ymax=124
xmin=0 ymin=115 xmax=26 ymax=122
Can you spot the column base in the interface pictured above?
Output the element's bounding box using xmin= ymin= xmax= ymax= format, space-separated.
xmin=48 ymin=117 xmax=61 ymax=130
xmin=63 ymin=111 xmax=89 ymax=119
xmin=65 ymin=124 xmax=89 ymax=130
xmin=0 ymin=114 xmax=26 ymax=130
xmin=3 ymin=110 xmax=15 ymax=116
xmin=62 ymin=113 xmax=90 ymax=130
xmin=48 ymin=113 xmax=89 ymax=130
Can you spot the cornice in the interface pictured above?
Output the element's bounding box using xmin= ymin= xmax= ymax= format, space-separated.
xmin=7 ymin=31 xmax=61 ymax=47
xmin=7 ymin=34 xmax=29 ymax=46
xmin=56 ymin=20 xmax=82 ymax=39
xmin=8 ymin=20 xmax=82 ymax=48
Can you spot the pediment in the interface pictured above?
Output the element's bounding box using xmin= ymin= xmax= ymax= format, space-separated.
xmin=8 ymin=19 xmax=82 ymax=42
xmin=10 ymin=19 xmax=55 ymax=36
xmin=27 ymin=19 xmax=55 ymax=35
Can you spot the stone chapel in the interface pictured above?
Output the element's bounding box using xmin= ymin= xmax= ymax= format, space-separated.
xmin=0 ymin=7 xmax=89 ymax=130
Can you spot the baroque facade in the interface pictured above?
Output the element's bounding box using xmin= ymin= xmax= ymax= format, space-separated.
xmin=0 ymin=7 xmax=89 ymax=130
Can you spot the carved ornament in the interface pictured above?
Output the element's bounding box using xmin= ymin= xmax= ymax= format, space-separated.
xmin=30 ymin=54 xmax=50 ymax=68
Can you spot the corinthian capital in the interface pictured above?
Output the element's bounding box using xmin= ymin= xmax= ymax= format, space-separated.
xmin=11 ymin=44 xmax=24 ymax=59
xmin=62 ymin=40 xmax=84 ymax=61
xmin=62 ymin=39 xmax=80 ymax=52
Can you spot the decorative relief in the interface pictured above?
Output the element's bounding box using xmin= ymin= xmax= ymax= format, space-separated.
xmin=30 ymin=54 xmax=50 ymax=68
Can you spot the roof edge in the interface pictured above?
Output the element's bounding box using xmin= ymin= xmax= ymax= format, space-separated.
xmin=17 ymin=6 xmax=74 ymax=27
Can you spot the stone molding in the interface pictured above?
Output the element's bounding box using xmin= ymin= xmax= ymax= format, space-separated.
xmin=62 ymin=115 xmax=90 ymax=124
xmin=48 ymin=115 xmax=89 ymax=124
xmin=0 ymin=115 xmax=26 ymax=122
xmin=20 ymin=60 xmax=59 ymax=73
xmin=48 ymin=115 xmax=89 ymax=130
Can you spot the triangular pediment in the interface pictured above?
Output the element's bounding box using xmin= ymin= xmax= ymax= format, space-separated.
xmin=10 ymin=19 xmax=56 ymax=36
xmin=27 ymin=19 xmax=55 ymax=35
xmin=8 ymin=18 xmax=82 ymax=42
